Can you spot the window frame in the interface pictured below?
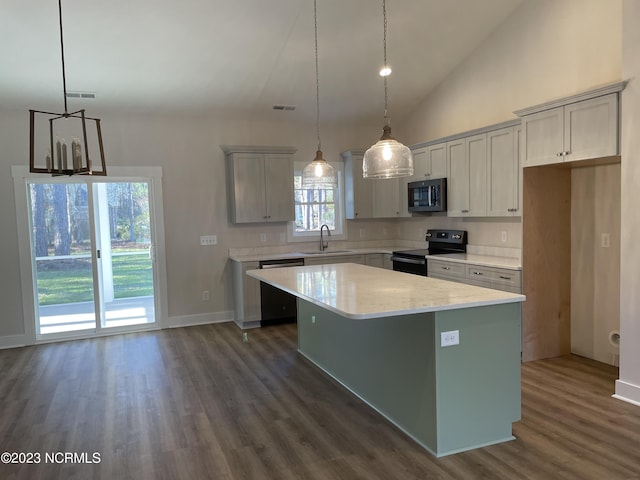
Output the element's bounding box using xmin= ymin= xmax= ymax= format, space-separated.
xmin=288 ymin=160 xmax=347 ymax=242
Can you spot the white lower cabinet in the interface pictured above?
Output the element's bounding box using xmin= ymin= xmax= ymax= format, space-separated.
xmin=427 ymin=258 xmax=522 ymax=293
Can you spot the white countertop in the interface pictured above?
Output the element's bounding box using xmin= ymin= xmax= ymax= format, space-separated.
xmin=248 ymin=263 xmax=525 ymax=320
xmin=230 ymin=247 xmax=522 ymax=270
xmin=428 ymin=253 xmax=522 ymax=270
xmin=229 ymin=247 xmax=401 ymax=263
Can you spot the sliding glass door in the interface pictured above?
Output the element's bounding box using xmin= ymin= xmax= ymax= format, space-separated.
xmin=29 ymin=179 xmax=157 ymax=339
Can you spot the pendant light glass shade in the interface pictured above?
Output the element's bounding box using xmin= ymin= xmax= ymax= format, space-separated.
xmin=363 ymin=0 xmax=412 ymax=180
xmin=301 ymin=0 xmax=337 ymax=190
xmin=363 ymin=125 xmax=413 ymax=179
xmin=302 ymin=150 xmax=337 ymax=189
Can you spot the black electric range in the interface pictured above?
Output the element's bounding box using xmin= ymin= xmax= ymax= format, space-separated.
xmin=392 ymin=229 xmax=468 ymax=276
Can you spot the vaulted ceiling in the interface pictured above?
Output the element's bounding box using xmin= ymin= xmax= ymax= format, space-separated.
xmin=1 ymin=0 xmax=523 ymax=124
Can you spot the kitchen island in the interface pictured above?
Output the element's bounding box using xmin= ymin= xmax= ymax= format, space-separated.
xmin=248 ymin=263 xmax=525 ymax=457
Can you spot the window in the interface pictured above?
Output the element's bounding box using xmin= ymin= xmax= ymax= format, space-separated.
xmin=290 ymin=161 xmax=345 ymax=240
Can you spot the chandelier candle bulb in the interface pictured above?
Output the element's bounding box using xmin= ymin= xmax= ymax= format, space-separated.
xmin=62 ymin=141 xmax=68 ymax=170
xmin=56 ymin=139 xmax=62 ymax=172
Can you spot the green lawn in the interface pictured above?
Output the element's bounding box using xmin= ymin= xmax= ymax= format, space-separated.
xmin=36 ymin=252 xmax=153 ymax=306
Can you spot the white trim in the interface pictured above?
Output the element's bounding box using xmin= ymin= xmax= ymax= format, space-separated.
xmin=613 ymin=380 xmax=640 ymax=406
xmin=11 ymin=165 xmax=169 ymax=345
xmin=289 ymin=160 xmax=348 ymax=243
xmin=167 ymin=311 xmax=233 ymax=328
xmin=514 ymin=80 xmax=627 ymax=117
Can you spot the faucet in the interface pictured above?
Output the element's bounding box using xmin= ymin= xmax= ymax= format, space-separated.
xmin=320 ymin=224 xmax=331 ymax=251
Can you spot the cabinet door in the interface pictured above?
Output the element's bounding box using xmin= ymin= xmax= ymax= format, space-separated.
xmin=264 ymin=154 xmax=294 ymax=222
xmin=428 ymin=143 xmax=447 ymax=178
xmin=344 ymin=152 xmax=373 ymax=219
xmin=411 ymin=147 xmax=428 ymax=179
xmin=372 ymin=178 xmax=401 ymax=218
xmin=230 ymin=153 xmax=266 ymax=223
xmin=467 ymin=134 xmax=487 ymax=216
xmin=446 ymin=138 xmax=468 ymax=216
xmin=564 ymin=93 xmax=618 ymax=162
xmin=411 ymin=144 xmax=446 ymax=180
xmin=522 ymin=107 xmax=563 ymax=167
xmin=240 ymin=261 xmax=261 ymax=323
xmin=487 ymin=127 xmax=517 ymax=216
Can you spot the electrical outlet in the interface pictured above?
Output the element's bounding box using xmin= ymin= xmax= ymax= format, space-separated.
xmin=311 ymin=315 xmax=316 ymax=324
xmin=359 ymin=228 xmax=365 ymax=239
xmin=200 ymin=235 xmax=217 ymax=245
xmin=441 ymin=330 xmax=460 ymax=347
xmin=601 ymin=233 xmax=610 ymax=248
xmin=202 ymin=290 xmax=210 ymax=301
xmin=501 ymin=231 xmax=508 ymax=243
xmin=260 ymin=233 xmax=267 ymax=242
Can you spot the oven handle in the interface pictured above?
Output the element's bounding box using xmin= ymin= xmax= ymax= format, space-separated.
xmin=391 ymin=256 xmax=426 ymax=265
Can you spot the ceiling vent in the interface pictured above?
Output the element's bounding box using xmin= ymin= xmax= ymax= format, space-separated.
xmin=272 ymin=104 xmax=296 ymax=111
xmin=66 ymin=91 xmax=96 ymax=99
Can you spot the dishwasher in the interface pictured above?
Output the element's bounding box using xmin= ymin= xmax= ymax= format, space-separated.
xmin=258 ymin=258 xmax=304 ymax=326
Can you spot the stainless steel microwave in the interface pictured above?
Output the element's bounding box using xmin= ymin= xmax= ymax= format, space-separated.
xmin=408 ymin=178 xmax=447 ymax=213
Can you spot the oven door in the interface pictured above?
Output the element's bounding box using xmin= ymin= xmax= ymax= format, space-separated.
xmin=391 ymin=255 xmax=427 ymax=276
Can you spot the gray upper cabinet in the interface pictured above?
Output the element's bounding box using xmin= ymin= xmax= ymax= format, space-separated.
xmin=447 ymin=134 xmax=487 ymax=217
xmin=411 ymin=143 xmax=447 ymax=180
xmin=343 ymin=150 xmax=373 ymax=219
xmin=343 ymin=150 xmax=407 ymax=219
xmin=516 ymin=84 xmax=624 ymax=168
xmin=223 ymin=146 xmax=295 ymax=223
xmin=487 ymin=126 xmax=520 ymax=216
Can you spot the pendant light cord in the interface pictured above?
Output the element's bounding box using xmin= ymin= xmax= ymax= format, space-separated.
xmin=58 ymin=0 xmax=69 ymax=114
xmin=382 ymin=0 xmax=390 ymax=127
xmin=314 ymin=0 xmax=321 ymax=151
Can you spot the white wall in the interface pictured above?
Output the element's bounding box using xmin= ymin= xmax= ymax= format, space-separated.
xmin=398 ymin=0 xmax=622 ymax=143
xmin=616 ymin=0 xmax=640 ymax=404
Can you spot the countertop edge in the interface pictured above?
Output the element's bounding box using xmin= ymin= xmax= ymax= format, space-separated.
xmin=247 ymin=266 xmax=525 ymax=320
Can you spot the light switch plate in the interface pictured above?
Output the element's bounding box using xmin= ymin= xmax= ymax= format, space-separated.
xmin=200 ymin=235 xmax=217 ymax=245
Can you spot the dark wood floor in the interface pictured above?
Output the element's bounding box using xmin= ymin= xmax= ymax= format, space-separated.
xmin=1 ymin=322 xmax=639 ymax=480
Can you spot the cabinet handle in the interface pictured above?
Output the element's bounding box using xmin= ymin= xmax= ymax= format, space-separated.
xmin=441 ymin=266 xmax=451 ymax=270
xmin=424 ymin=173 xmax=430 ymax=177
xmin=499 ymin=275 xmax=512 ymax=280
xmin=472 ymin=271 xmax=483 ymax=276
xmin=461 ymin=209 xmax=469 ymax=213
xmin=556 ymin=152 xmax=563 ymax=157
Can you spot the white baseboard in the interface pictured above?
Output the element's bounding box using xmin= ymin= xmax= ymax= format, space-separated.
xmin=0 ymin=334 xmax=27 ymax=350
xmin=167 ymin=311 xmax=234 ymax=329
xmin=613 ymin=379 xmax=640 ymax=406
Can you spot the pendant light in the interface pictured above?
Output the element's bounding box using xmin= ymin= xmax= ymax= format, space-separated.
xmin=29 ymin=0 xmax=107 ymax=176
xmin=363 ymin=0 xmax=413 ymax=179
xmin=301 ymin=0 xmax=337 ymax=189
